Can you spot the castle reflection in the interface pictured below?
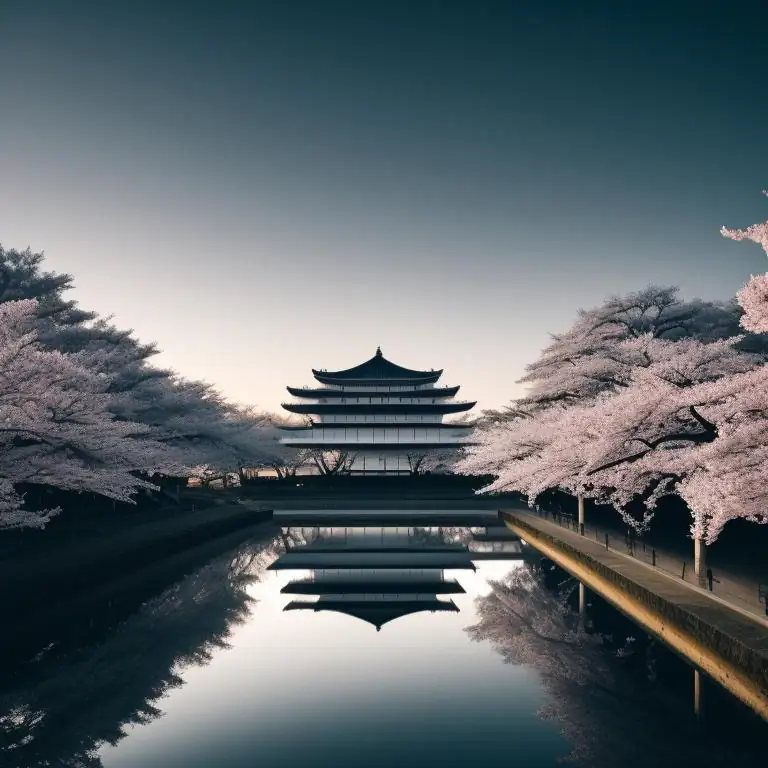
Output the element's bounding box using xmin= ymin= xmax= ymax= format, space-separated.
xmin=270 ymin=522 xmax=526 ymax=631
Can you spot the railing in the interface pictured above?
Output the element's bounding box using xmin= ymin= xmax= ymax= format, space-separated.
xmin=526 ymin=505 xmax=768 ymax=619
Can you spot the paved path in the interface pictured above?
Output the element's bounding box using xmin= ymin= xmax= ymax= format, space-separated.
xmin=520 ymin=505 xmax=768 ymax=622
xmin=502 ymin=508 xmax=768 ymax=636
xmin=503 ymin=507 xmax=768 ymax=719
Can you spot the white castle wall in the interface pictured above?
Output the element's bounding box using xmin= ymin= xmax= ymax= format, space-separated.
xmin=282 ymin=425 xmax=470 ymax=444
xmin=281 ymin=372 xmax=472 ymax=474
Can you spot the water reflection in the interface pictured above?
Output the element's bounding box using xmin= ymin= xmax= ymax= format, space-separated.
xmin=1 ymin=514 xmax=766 ymax=768
xmin=272 ymin=526 xmax=475 ymax=631
xmin=468 ymin=556 xmax=767 ymax=767
xmin=0 ymin=530 xmax=288 ymax=768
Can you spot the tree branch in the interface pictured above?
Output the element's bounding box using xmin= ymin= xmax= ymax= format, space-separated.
xmin=587 ymin=425 xmax=716 ymax=475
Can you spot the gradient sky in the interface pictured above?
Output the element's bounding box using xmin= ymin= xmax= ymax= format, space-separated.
xmin=1 ymin=0 xmax=767 ymax=413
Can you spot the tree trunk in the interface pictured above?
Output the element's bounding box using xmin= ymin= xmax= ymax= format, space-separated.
xmin=694 ymin=536 xmax=707 ymax=585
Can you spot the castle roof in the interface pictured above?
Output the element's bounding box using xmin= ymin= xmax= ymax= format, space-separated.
xmin=312 ymin=347 xmax=442 ymax=385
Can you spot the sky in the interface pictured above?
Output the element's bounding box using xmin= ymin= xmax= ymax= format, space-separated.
xmin=1 ymin=0 xmax=767 ymax=414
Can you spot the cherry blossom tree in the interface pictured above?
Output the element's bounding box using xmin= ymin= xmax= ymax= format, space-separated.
xmin=47 ymin=306 xmax=279 ymax=479
xmin=308 ymin=448 xmax=355 ymax=475
xmin=583 ymin=363 xmax=768 ymax=545
xmin=517 ymin=286 xmax=744 ymax=413
xmin=79 ymin=351 xmax=280 ymax=483
xmin=463 ymin=286 xmax=758 ymax=527
xmin=247 ymin=413 xmax=308 ymax=479
xmin=0 ymin=244 xmax=282 ymax=488
xmin=460 ymin=404 xmax=599 ymax=499
xmin=404 ymin=448 xmax=462 ymax=475
xmin=0 ymin=300 xmax=184 ymax=529
xmin=473 ymin=404 xmax=532 ymax=427
xmin=0 ymin=244 xmax=95 ymax=341
xmin=459 ymin=329 xmax=767 ymax=572
xmin=564 ymin=334 xmax=767 ymax=578
xmin=456 ymin=330 xmax=727 ymax=494
xmin=721 ymin=191 xmax=768 ymax=255
xmin=186 ymin=403 xmax=284 ymax=478
xmin=721 ymin=191 xmax=768 ymax=333
xmin=733 ymin=275 xmax=768 ymax=333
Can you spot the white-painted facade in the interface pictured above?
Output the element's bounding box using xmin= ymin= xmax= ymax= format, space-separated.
xmin=284 ymin=426 xmax=471 ymax=443
xmin=280 ymin=349 xmax=475 ymax=475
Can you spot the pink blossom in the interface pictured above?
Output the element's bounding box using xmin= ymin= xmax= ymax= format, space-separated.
xmin=461 ymin=317 xmax=768 ymax=543
xmin=721 ymin=191 xmax=768 ymax=333
xmin=0 ymin=300 xmax=185 ymax=528
xmin=720 ymin=191 xmax=768 ymax=258
xmin=734 ymin=274 xmax=768 ymax=333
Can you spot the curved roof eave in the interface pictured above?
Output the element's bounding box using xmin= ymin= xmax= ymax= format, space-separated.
xmin=283 ymin=599 xmax=459 ymax=629
xmin=313 ymin=373 xmax=443 ymax=386
xmin=281 ymin=401 xmax=477 ymax=415
xmin=310 ymin=348 xmax=442 ymax=382
xmin=286 ymin=384 xmax=460 ymax=398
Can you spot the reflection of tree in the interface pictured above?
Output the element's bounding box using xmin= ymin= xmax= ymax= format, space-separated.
xmin=0 ymin=531 xmax=288 ymax=768
xmin=438 ymin=526 xmax=473 ymax=545
xmin=468 ymin=565 xmax=608 ymax=691
xmin=467 ymin=563 xmax=763 ymax=767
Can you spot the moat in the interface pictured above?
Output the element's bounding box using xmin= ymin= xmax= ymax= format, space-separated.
xmin=2 ymin=510 xmax=767 ymax=768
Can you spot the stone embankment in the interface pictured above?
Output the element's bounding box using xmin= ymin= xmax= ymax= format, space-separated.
xmin=3 ymin=500 xmax=273 ymax=622
xmin=501 ymin=508 xmax=768 ymax=721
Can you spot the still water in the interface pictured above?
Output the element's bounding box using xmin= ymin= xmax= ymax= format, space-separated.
xmin=2 ymin=512 xmax=767 ymax=768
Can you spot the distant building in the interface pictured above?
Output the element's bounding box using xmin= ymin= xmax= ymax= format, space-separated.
xmin=279 ymin=347 xmax=476 ymax=475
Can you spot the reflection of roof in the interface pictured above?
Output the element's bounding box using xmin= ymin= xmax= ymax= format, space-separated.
xmin=279 ymin=421 xmax=473 ymax=430
xmin=286 ymin=542 xmax=465 ymax=553
xmin=269 ymin=551 xmax=477 ymax=570
xmin=273 ymin=512 xmax=504 ymax=528
xmin=281 ymin=578 xmax=466 ymax=595
xmin=279 ymin=442 xmax=473 ymax=450
xmin=296 ymin=530 xmax=455 ymax=546
xmin=468 ymin=551 xmax=525 ymax=561
xmin=284 ymin=598 xmax=459 ymax=629
xmin=471 ymin=527 xmax=522 ymax=542
xmin=311 ymin=348 xmax=442 ymax=386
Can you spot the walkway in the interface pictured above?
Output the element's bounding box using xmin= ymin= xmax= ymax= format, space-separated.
xmin=520 ymin=505 xmax=768 ymax=622
xmin=502 ymin=507 xmax=768 ymax=633
xmin=501 ymin=507 xmax=768 ymax=719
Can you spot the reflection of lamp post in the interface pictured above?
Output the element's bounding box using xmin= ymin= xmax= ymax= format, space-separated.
xmin=694 ymin=669 xmax=703 ymax=720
